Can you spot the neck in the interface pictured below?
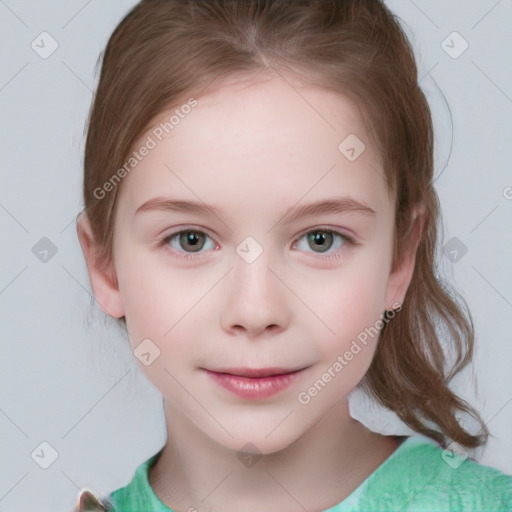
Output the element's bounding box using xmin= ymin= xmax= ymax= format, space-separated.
xmin=149 ymin=399 xmax=400 ymax=512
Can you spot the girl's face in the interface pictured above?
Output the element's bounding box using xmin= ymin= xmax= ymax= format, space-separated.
xmin=81 ymin=74 xmax=416 ymax=454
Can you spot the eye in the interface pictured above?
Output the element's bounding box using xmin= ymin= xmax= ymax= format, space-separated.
xmin=294 ymin=229 xmax=352 ymax=254
xmin=164 ymin=229 xmax=216 ymax=253
xmin=160 ymin=227 xmax=354 ymax=262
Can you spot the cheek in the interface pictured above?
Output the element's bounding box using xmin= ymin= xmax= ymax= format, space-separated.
xmin=294 ymin=275 xmax=386 ymax=409
xmin=319 ymin=267 xmax=387 ymax=325
xmin=114 ymin=249 xmax=174 ymax=340
xmin=303 ymin=257 xmax=390 ymax=356
xmin=115 ymin=254 xmax=202 ymax=394
xmin=116 ymin=251 xmax=213 ymax=353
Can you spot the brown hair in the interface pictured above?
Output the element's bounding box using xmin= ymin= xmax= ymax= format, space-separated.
xmin=82 ymin=0 xmax=488 ymax=449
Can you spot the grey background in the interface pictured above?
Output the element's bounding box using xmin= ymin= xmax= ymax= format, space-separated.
xmin=0 ymin=1 xmax=511 ymax=510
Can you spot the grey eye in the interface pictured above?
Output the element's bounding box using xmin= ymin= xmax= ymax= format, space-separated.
xmin=178 ymin=231 xmax=207 ymax=252
xmin=307 ymin=231 xmax=334 ymax=253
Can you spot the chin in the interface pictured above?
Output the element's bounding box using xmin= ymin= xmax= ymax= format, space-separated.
xmin=207 ymin=421 xmax=302 ymax=457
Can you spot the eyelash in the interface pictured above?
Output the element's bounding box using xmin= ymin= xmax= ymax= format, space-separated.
xmin=160 ymin=226 xmax=356 ymax=263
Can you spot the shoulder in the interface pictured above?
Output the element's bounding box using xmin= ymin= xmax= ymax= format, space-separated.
xmin=358 ymin=435 xmax=512 ymax=512
xmin=106 ymin=449 xmax=168 ymax=512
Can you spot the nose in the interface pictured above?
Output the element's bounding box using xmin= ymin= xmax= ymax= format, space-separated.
xmin=219 ymin=250 xmax=290 ymax=339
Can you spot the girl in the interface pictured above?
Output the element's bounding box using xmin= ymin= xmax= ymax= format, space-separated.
xmin=74 ymin=0 xmax=512 ymax=510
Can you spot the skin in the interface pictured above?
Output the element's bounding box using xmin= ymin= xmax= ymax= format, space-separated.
xmin=77 ymin=72 xmax=422 ymax=512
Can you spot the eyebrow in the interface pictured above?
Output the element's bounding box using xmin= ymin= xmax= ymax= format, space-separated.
xmin=134 ymin=196 xmax=376 ymax=225
xmin=135 ymin=197 xmax=225 ymax=217
xmin=274 ymin=197 xmax=376 ymax=226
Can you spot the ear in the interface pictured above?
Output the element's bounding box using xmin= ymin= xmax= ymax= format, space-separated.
xmin=76 ymin=212 xmax=125 ymax=319
xmin=384 ymin=206 xmax=425 ymax=309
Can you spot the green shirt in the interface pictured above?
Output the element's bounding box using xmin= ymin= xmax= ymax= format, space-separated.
xmin=105 ymin=435 xmax=512 ymax=511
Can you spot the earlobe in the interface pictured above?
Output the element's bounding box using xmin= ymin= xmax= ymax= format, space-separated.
xmin=384 ymin=207 xmax=425 ymax=309
xmin=76 ymin=212 xmax=125 ymax=319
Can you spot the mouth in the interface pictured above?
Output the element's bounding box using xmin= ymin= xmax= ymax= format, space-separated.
xmin=202 ymin=366 xmax=309 ymax=400
xmin=206 ymin=367 xmax=307 ymax=378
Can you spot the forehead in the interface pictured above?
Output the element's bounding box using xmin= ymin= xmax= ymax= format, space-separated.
xmin=117 ymin=74 xmax=391 ymax=217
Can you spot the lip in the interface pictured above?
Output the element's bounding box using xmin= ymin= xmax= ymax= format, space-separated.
xmin=204 ymin=366 xmax=308 ymax=400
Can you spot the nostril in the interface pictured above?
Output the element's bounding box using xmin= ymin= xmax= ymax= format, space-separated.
xmin=229 ymin=323 xmax=279 ymax=335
